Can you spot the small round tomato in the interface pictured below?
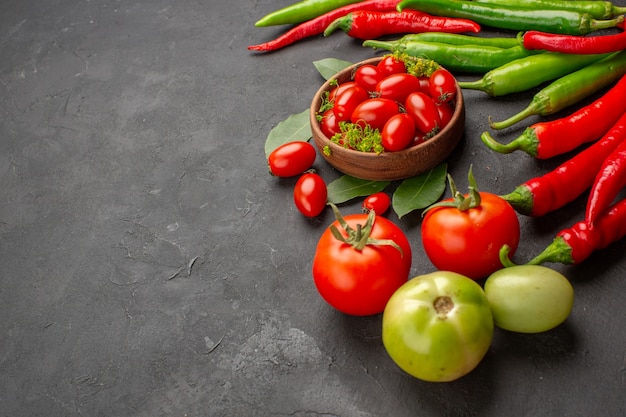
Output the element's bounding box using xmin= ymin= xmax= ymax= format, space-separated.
xmin=383 ymin=271 xmax=494 ymax=382
xmin=313 ymin=209 xmax=412 ymax=316
xmin=351 ymin=98 xmax=400 ymax=130
xmin=375 ymin=73 xmax=422 ymax=103
xmin=422 ymin=191 xmax=520 ymax=280
xmin=319 ymin=108 xmax=341 ymax=138
xmin=328 ymin=81 xmax=357 ymax=102
xmin=377 ymin=55 xmax=406 ymax=77
xmin=405 ymin=92 xmax=442 ymax=136
xmin=354 ymin=64 xmax=383 ymax=92
xmin=362 ymin=192 xmax=391 ymax=215
xmin=381 ymin=113 xmax=416 ymax=152
xmin=484 ymin=265 xmax=574 ymax=333
xmin=333 ymin=84 xmax=369 ymax=121
xmin=268 ymin=141 xmax=316 ymax=178
xmin=429 ymin=68 xmax=457 ymax=104
xmin=294 ymin=172 xmax=327 ymax=217
xmin=436 ymin=102 xmax=454 ymax=129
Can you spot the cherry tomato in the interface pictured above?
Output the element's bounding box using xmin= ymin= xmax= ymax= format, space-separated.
xmin=484 ymin=265 xmax=574 ymax=333
xmin=375 ymin=73 xmax=422 ymax=104
xmin=377 ymin=55 xmax=406 ymax=77
xmin=294 ymin=172 xmax=327 ymax=217
xmin=383 ymin=271 xmax=494 ymax=382
xmin=328 ymin=81 xmax=357 ymax=102
xmin=422 ymin=192 xmax=521 ymax=280
xmin=351 ymin=98 xmax=400 ymax=131
xmin=436 ymin=102 xmax=454 ymax=130
xmin=268 ymin=141 xmax=316 ymax=178
xmin=354 ymin=64 xmax=383 ymax=92
xmin=405 ymin=92 xmax=442 ymax=136
xmin=381 ymin=113 xmax=416 ymax=152
xmin=362 ymin=192 xmax=391 ymax=215
xmin=429 ymin=68 xmax=457 ymax=104
xmin=313 ymin=210 xmax=412 ymax=316
xmin=319 ymin=108 xmax=341 ymax=138
xmin=333 ymin=84 xmax=369 ymax=121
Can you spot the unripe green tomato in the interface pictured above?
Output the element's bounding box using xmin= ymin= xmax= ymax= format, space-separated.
xmin=484 ymin=265 xmax=574 ymax=333
xmin=382 ymin=271 xmax=494 ymax=382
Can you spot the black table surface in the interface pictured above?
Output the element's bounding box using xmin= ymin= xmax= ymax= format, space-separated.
xmin=2 ymin=1 xmax=625 ymax=416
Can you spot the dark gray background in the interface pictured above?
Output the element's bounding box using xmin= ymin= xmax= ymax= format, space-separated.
xmin=1 ymin=0 xmax=625 ymax=416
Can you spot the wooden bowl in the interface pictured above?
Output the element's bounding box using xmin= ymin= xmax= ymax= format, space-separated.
xmin=310 ymin=57 xmax=465 ymax=181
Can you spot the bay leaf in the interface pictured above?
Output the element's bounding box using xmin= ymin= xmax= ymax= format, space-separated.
xmin=313 ymin=58 xmax=353 ymax=80
xmin=264 ymin=109 xmax=311 ymax=157
xmin=392 ymin=163 xmax=448 ymax=218
xmin=327 ymin=175 xmax=390 ymax=205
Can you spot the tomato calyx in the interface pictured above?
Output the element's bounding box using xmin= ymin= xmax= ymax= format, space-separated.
xmin=328 ymin=203 xmax=403 ymax=256
xmin=423 ymin=165 xmax=482 ymax=215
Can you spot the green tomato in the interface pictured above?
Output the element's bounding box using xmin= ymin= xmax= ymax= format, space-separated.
xmin=382 ymin=271 xmax=494 ymax=382
xmin=484 ymin=265 xmax=574 ymax=334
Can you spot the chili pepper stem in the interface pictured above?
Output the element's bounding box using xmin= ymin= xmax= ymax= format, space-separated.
xmin=481 ymin=131 xmax=524 ymax=154
xmin=362 ymin=39 xmax=394 ymax=50
xmin=526 ymin=237 xmax=574 ymax=265
xmin=489 ymin=103 xmax=537 ymax=130
xmin=323 ymin=15 xmax=350 ymax=36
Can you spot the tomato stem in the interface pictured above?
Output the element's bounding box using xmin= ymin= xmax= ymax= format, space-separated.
xmin=423 ymin=165 xmax=482 ymax=214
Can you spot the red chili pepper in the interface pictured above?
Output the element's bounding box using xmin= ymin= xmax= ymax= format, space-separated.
xmin=501 ymin=111 xmax=626 ymax=217
xmin=522 ymin=28 xmax=626 ymax=55
xmin=516 ymin=197 xmax=626 ymax=265
xmin=323 ymin=10 xmax=480 ymax=39
xmin=585 ymin=138 xmax=626 ymax=224
xmin=481 ymin=74 xmax=626 ymax=159
xmin=248 ymin=0 xmax=401 ymax=52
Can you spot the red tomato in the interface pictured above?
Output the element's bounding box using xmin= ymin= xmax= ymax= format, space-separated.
xmin=328 ymin=81 xmax=357 ymax=102
xmin=381 ymin=113 xmax=416 ymax=152
xmin=354 ymin=64 xmax=383 ymax=92
xmin=429 ymin=68 xmax=457 ymax=104
xmin=333 ymin=84 xmax=369 ymax=121
xmin=421 ymin=192 xmax=521 ymax=280
xmin=418 ymin=76 xmax=430 ymax=91
xmin=313 ymin=211 xmax=412 ymax=316
xmin=319 ymin=108 xmax=341 ymax=138
xmin=405 ymin=92 xmax=442 ymax=136
xmin=436 ymin=102 xmax=454 ymax=130
xmin=294 ymin=172 xmax=327 ymax=217
xmin=375 ymin=73 xmax=423 ymax=104
xmin=351 ymin=98 xmax=400 ymax=131
xmin=377 ymin=55 xmax=406 ymax=77
xmin=268 ymin=141 xmax=316 ymax=177
xmin=362 ymin=192 xmax=391 ymax=215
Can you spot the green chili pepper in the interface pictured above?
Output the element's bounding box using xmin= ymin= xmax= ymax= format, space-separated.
xmin=397 ymin=0 xmax=624 ymax=35
xmin=255 ymin=0 xmax=363 ymax=27
xmin=400 ymin=32 xmax=521 ymax=48
xmin=362 ymin=39 xmax=539 ymax=73
xmin=471 ymin=0 xmax=626 ymax=20
xmin=458 ymin=52 xmax=612 ymax=96
xmin=489 ymin=50 xmax=626 ymax=130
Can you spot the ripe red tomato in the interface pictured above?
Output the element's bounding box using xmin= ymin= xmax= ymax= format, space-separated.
xmin=313 ymin=210 xmax=412 ymax=316
xmin=351 ymin=98 xmax=400 ymax=130
xmin=421 ymin=192 xmax=521 ymax=280
xmin=436 ymin=102 xmax=454 ymax=130
xmin=354 ymin=64 xmax=383 ymax=92
xmin=328 ymin=81 xmax=357 ymax=102
xmin=268 ymin=141 xmax=316 ymax=177
xmin=405 ymin=92 xmax=442 ymax=136
xmin=375 ymin=73 xmax=423 ymax=104
xmin=319 ymin=108 xmax=341 ymax=138
xmin=429 ymin=68 xmax=457 ymax=104
xmin=377 ymin=55 xmax=406 ymax=77
xmin=333 ymin=84 xmax=369 ymax=121
xmin=362 ymin=192 xmax=391 ymax=215
xmin=381 ymin=113 xmax=416 ymax=152
xmin=294 ymin=172 xmax=327 ymax=217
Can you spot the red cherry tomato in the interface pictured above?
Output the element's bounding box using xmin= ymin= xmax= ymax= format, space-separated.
xmin=377 ymin=55 xmax=406 ymax=77
xmin=294 ymin=172 xmax=327 ymax=217
xmin=328 ymin=81 xmax=357 ymax=102
xmin=436 ymin=102 xmax=454 ymax=130
xmin=381 ymin=113 xmax=416 ymax=152
xmin=268 ymin=141 xmax=317 ymax=177
xmin=429 ymin=68 xmax=457 ymax=104
xmin=422 ymin=192 xmax=520 ymax=280
xmin=362 ymin=192 xmax=391 ymax=215
xmin=351 ymin=98 xmax=400 ymax=131
xmin=354 ymin=64 xmax=383 ymax=92
xmin=405 ymin=92 xmax=442 ymax=136
xmin=313 ymin=212 xmax=412 ymax=316
xmin=333 ymin=84 xmax=369 ymax=121
xmin=375 ymin=73 xmax=423 ymax=104
xmin=319 ymin=108 xmax=341 ymax=138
